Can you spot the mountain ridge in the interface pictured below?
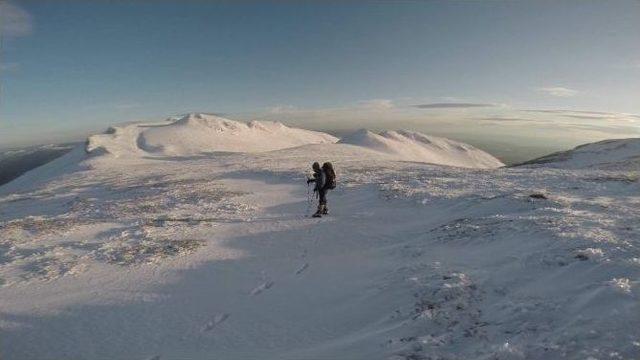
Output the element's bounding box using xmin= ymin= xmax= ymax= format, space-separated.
xmin=514 ymin=137 xmax=640 ymax=170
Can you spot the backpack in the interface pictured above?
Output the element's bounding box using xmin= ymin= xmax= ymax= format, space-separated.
xmin=322 ymin=162 xmax=336 ymax=189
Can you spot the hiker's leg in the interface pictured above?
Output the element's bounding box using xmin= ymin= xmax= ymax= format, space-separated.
xmin=319 ymin=189 xmax=327 ymax=206
xmin=313 ymin=190 xmax=326 ymax=217
xmin=313 ymin=190 xmax=327 ymax=217
xmin=321 ymin=189 xmax=329 ymax=214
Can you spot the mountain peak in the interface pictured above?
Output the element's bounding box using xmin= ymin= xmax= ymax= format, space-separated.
xmin=86 ymin=114 xmax=338 ymax=157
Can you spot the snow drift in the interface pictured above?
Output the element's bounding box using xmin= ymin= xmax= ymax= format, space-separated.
xmin=517 ymin=137 xmax=640 ymax=170
xmin=339 ymin=129 xmax=504 ymax=169
xmin=86 ymin=113 xmax=338 ymax=157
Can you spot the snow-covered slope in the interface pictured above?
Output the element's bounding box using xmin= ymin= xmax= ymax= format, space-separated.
xmin=0 ymin=143 xmax=77 ymax=186
xmin=86 ymin=113 xmax=338 ymax=157
xmin=339 ymin=129 xmax=504 ymax=168
xmin=517 ymin=137 xmax=640 ymax=170
xmin=1 ymin=120 xmax=639 ymax=359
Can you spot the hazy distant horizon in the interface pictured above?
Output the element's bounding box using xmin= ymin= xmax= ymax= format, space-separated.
xmin=1 ymin=1 xmax=639 ymax=150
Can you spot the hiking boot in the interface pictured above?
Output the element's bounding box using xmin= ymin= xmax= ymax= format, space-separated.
xmin=322 ymin=206 xmax=329 ymax=215
xmin=312 ymin=204 xmax=323 ymax=218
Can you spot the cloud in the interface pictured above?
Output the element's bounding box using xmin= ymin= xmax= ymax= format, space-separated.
xmin=0 ymin=62 xmax=20 ymax=72
xmin=521 ymin=109 xmax=640 ymax=122
xmin=412 ymin=102 xmax=495 ymax=109
xmin=536 ymin=87 xmax=579 ymax=97
xmin=268 ymin=105 xmax=297 ymax=114
xmin=562 ymin=114 xmax=614 ymax=120
xmin=358 ymin=99 xmax=394 ymax=110
xmin=0 ymin=1 xmax=33 ymax=38
xmin=613 ymin=61 xmax=640 ymax=69
xmin=558 ymin=123 xmax=640 ymax=135
xmin=522 ymin=109 xmax=611 ymax=115
xmin=266 ymin=99 xmax=394 ymax=115
xmin=114 ymin=103 xmax=142 ymax=110
xmin=475 ymin=116 xmax=541 ymax=123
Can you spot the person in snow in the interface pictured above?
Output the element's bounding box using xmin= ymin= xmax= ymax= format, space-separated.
xmin=307 ymin=162 xmax=336 ymax=217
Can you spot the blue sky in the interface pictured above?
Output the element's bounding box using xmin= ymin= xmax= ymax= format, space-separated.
xmin=1 ymin=0 xmax=639 ymax=148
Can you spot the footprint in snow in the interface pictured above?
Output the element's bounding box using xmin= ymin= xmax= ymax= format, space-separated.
xmin=295 ymin=262 xmax=309 ymax=275
xmin=201 ymin=313 xmax=230 ymax=332
xmin=250 ymin=281 xmax=274 ymax=296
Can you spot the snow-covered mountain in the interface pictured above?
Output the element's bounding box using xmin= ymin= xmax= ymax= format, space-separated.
xmin=339 ymin=129 xmax=504 ymax=168
xmin=517 ymin=137 xmax=640 ymax=170
xmin=83 ymin=113 xmax=502 ymax=168
xmin=1 ymin=117 xmax=639 ymax=359
xmin=0 ymin=143 xmax=77 ymax=186
xmin=86 ymin=113 xmax=338 ymax=157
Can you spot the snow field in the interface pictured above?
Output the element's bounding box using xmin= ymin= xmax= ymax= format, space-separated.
xmin=0 ymin=117 xmax=638 ymax=359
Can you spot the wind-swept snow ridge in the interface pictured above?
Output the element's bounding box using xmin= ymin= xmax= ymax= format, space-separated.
xmin=517 ymin=137 xmax=640 ymax=170
xmin=339 ymin=129 xmax=504 ymax=168
xmin=86 ymin=113 xmax=338 ymax=157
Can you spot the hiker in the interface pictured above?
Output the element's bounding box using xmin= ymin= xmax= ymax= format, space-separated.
xmin=306 ymin=161 xmax=336 ymax=217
